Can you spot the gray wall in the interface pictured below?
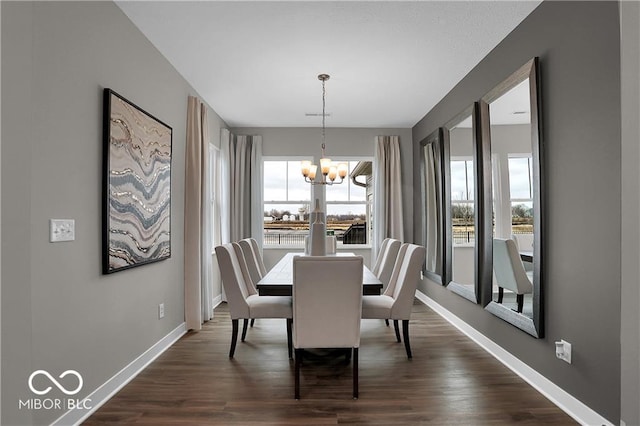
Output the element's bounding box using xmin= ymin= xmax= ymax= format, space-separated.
xmin=620 ymin=1 xmax=640 ymax=425
xmin=235 ymin=127 xmax=414 ymax=244
xmin=413 ymin=1 xmax=622 ymax=423
xmin=1 ymin=2 xmax=226 ymax=425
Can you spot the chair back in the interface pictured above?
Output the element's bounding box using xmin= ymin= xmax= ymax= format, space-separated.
xmin=249 ymin=237 xmax=267 ymax=276
xmin=384 ymin=243 xmax=426 ymax=319
xmin=493 ymin=238 xmax=533 ymax=295
xmin=325 ymin=236 xmax=337 ymax=255
xmin=373 ymin=238 xmax=401 ymax=291
xmin=372 ymin=238 xmax=390 ymax=275
xmin=238 ymin=238 xmax=263 ymax=286
xmin=215 ymin=243 xmax=256 ymax=319
xmin=292 ymin=256 xmax=363 ymax=349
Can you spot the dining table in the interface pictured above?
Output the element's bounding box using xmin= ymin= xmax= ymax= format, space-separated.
xmin=520 ymin=251 xmax=534 ymax=263
xmin=256 ymin=252 xmax=383 ymax=296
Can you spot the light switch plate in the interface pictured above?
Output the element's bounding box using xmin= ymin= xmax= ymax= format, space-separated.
xmin=50 ymin=219 xmax=75 ymax=242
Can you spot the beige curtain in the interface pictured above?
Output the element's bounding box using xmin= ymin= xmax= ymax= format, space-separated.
xmin=373 ymin=135 xmax=404 ymax=259
xmin=226 ymin=134 xmax=263 ymax=246
xmin=184 ymin=96 xmax=212 ymax=331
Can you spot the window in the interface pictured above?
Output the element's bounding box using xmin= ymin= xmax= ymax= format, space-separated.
xmin=325 ymin=160 xmax=371 ymax=245
xmin=450 ymin=157 xmax=474 ymax=244
xmin=263 ymin=159 xmax=311 ymax=246
xmin=262 ymin=158 xmax=373 ymax=247
xmin=209 ymin=145 xmax=221 ymax=251
xmin=508 ymin=155 xmax=533 ymax=235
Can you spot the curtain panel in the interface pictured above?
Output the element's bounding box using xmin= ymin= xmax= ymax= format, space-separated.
xmin=373 ymin=135 xmax=404 ymax=259
xmin=223 ymin=132 xmax=263 ymax=247
xmin=184 ymin=96 xmax=213 ymax=331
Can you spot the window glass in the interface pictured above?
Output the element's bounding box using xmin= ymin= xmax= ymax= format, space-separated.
xmin=450 ymin=157 xmax=475 ymax=245
xmin=209 ymin=146 xmax=220 ymax=250
xmin=508 ymin=155 xmax=534 ymax=235
xmin=326 ymin=160 xmax=371 ymax=245
xmin=508 ymin=156 xmax=532 ymax=200
xmin=263 ymin=159 xmax=311 ymax=247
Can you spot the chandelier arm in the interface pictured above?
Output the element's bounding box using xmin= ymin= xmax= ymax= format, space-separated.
xmin=302 ymin=73 xmax=344 ymax=186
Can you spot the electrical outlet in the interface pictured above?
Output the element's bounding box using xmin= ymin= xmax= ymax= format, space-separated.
xmin=158 ymin=303 xmax=165 ymax=319
xmin=555 ymin=339 xmax=572 ymax=364
xmin=50 ymin=219 xmax=75 ymax=242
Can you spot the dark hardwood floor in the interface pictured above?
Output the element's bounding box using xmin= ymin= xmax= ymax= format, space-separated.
xmin=84 ymin=301 xmax=576 ymax=425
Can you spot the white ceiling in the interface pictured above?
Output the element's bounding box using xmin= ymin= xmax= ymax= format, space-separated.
xmin=116 ymin=1 xmax=542 ymax=128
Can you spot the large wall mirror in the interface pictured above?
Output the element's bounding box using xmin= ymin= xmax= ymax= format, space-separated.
xmin=420 ymin=128 xmax=445 ymax=284
xmin=444 ymin=104 xmax=487 ymax=304
xmin=481 ymin=57 xmax=543 ymax=337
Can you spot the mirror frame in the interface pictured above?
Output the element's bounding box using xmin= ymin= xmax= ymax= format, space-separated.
xmin=420 ymin=128 xmax=446 ymax=285
xmin=443 ymin=103 xmax=491 ymax=304
xmin=481 ymin=57 xmax=544 ymax=337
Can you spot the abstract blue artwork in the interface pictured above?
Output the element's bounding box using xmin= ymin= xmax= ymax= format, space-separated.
xmin=103 ymin=89 xmax=172 ymax=274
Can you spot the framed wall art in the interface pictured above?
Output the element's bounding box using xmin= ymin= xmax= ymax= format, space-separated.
xmin=102 ymin=88 xmax=172 ymax=274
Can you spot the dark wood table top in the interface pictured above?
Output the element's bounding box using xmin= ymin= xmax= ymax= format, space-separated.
xmin=256 ymin=252 xmax=383 ymax=296
xmin=520 ymin=251 xmax=533 ymax=263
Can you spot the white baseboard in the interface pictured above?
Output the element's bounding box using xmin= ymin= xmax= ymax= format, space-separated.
xmin=212 ymin=294 xmax=223 ymax=310
xmin=52 ymin=322 xmax=187 ymax=426
xmin=414 ymin=290 xmax=613 ymax=426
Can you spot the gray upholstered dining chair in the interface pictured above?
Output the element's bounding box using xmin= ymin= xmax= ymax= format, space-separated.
xmin=292 ymin=255 xmax=364 ymax=399
xmin=492 ymin=238 xmax=533 ymax=313
xmin=372 ymin=238 xmax=402 ymax=292
xmin=362 ymin=243 xmax=426 ymax=359
xmin=215 ymin=243 xmax=292 ymax=359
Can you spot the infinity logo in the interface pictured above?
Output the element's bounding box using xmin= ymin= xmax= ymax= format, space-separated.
xmin=28 ymin=370 xmax=83 ymax=396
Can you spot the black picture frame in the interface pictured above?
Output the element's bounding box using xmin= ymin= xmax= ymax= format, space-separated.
xmin=102 ymin=89 xmax=173 ymax=274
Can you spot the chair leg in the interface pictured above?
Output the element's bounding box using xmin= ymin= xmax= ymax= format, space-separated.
xmin=516 ymin=294 xmax=524 ymax=313
xmin=286 ymin=318 xmax=293 ymax=359
xmin=294 ymin=349 xmax=303 ymax=399
xmin=230 ymin=319 xmax=239 ymax=358
xmin=250 ymin=318 xmax=255 ymax=327
xmin=402 ymin=320 xmax=412 ymax=359
xmin=497 ymin=287 xmax=504 ymax=303
xmin=393 ymin=320 xmax=401 ymax=342
xmin=353 ymin=348 xmax=359 ymax=399
xmin=385 ymin=319 xmax=390 ymax=326
xmin=241 ymin=318 xmax=249 ymax=342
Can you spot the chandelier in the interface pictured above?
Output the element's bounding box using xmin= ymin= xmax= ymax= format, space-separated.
xmin=301 ymin=74 xmax=348 ymax=185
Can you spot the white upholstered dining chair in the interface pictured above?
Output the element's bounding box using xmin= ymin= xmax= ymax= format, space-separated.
xmin=362 ymin=243 xmax=426 ymax=359
xmin=248 ymin=237 xmax=268 ymax=276
xmin=492 ymin=238 xmax=533 ymax=313
xmin=372 ymin=238 xmax=402 ymax=292
xmin=238 ymin=238 xmax=263 ymax=287
xmin=292 ymin=255 xmax=364 ymax=399
xmin=215 ymin=243 xmax=292 ymax=359
xmin=238 ymin=238 xmax=269 ymax=328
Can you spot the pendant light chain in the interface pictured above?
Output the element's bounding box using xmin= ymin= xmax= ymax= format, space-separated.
xmin=321 ymin=76 xmax=326 ymax=158
xmin=300 ymin=73 xmax=348 ymax=185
